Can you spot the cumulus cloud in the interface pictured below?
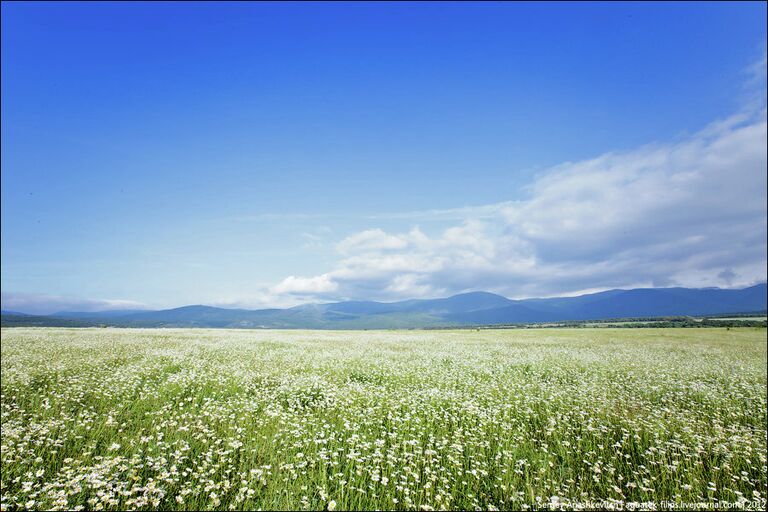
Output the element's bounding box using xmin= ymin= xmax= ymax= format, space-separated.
xmin=1 ymin=292 xmax=149 ymax=316
xmin=337 ymin=229 xmax=413 ymax=255
xmin=207 ymin=290 xmax=308 ymax=310
xmin=264 ymin=98 xmax=767 ymax=303
xmin=271 ymin=274 xmax=338 ymax=295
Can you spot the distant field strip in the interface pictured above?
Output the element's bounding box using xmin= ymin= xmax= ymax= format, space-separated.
xmin=1 ymin=327 xmax=766 ymax=511
xmin=706 ymin=317 xmax=768 ymax=322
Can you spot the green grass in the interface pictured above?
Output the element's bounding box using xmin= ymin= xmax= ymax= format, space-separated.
xmin=1 ymin=327 xmax=766 ymax=511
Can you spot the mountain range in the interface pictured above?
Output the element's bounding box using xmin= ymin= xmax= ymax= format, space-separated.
xmin=2 ymin=284 xmax=765 ymax=329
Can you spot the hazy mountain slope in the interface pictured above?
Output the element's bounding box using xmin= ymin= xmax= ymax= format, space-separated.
xmin=496 ymin=284 xmax=768 ymax=322
xmin=389 ymin=292 xmax=514 ymax=314
xmin=535 ymin=284 xmax=767 ymax=320
xmin=445 ymin=303 xmax=560 ymax=324
xmin=53 ymin=309 xmax=153 ymax=319
xmin=2 ymin=284 xmax=764 ymax=328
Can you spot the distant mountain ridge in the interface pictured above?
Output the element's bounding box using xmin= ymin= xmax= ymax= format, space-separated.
xmin=2 ymin=284 xmax=766 ymax=329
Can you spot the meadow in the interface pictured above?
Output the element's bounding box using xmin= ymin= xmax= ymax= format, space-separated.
xmin=1 ymin=327 xmax=766 ymax=511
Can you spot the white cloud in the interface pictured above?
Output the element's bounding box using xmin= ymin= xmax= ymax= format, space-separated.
xmin=259 ymin=97 xmax=767 ymax=303
xmin=271 ymin=273 xmax=338 ymax=295
xmin=207 ymin=291 xmax=307 ymax=310
xmin=337 ymin=228 xmax=412 ymax=254
xmin=385 ymin=274 xmax=433 ymax=296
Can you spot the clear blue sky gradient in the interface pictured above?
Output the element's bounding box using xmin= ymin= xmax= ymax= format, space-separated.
xmin=2 ymin=2 xmax=766 ymax=310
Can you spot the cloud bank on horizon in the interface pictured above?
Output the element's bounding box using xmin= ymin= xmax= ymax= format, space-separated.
xmin=1 ymin=293 xmax=149 ymax=316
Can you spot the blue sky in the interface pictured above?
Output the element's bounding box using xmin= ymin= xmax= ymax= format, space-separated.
xmin=2 ymin=2 xmax=766 ymax=314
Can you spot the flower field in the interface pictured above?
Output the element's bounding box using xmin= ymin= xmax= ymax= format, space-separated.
xmin=1 ymin=327 xmax=766 ymax=511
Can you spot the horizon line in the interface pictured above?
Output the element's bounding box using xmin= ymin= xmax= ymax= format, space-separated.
xmin=3 ymin=282 xmax=765 ymax=316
